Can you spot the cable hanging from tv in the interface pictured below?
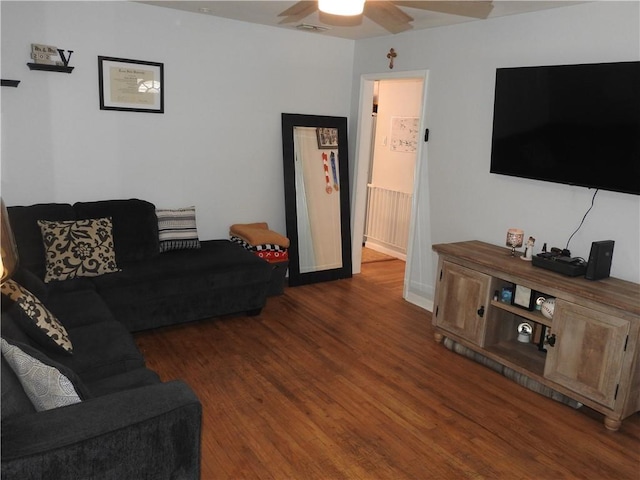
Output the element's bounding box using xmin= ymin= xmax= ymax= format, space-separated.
xmin=565 ymin=189 xmax=599 ymax=255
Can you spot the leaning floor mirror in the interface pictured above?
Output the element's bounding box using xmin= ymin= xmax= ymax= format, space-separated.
xmin=281 ymin=113 xmax=352 ymax=286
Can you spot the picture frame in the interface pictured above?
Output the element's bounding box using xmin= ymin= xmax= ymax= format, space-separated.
xmin=316 ymin=127 xmax=338 ymax=149
xmin=98 ymin=56 xmax=164 ymax=113
xmin=512 ymin=284 xmax=536 ymax=310
xmin=500 ymin=286 xmax=513 ymax=304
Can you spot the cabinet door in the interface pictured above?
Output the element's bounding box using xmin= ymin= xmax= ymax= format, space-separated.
xmin=544 ymin=299 xmax=630 ymax=408
xmin=434 ymin=261 xmax=491 ymax=346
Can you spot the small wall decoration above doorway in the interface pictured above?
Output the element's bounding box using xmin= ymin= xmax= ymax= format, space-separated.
xmin=98 ymin=56 xmax=164 ymax=113
xmin=386 ymin=48 xmax=397 ymax=69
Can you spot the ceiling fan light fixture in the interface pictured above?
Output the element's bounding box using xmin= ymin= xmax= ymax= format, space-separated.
xmin=318 ymin=0 xmax=365 ymax=16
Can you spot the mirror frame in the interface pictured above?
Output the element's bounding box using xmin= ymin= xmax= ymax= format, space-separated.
xmin=282 ymin=113 xmax=352 ymax=286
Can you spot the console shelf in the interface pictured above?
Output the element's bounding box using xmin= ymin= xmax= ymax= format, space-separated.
xmin=490 ymin=299 xmax=552 ymax=327
xmin=432 ymin=240 xmax=640 ymax=431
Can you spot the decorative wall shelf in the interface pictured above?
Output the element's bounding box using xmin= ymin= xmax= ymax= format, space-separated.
xmin=27 ymin=63 xmax=73 ymax=73
xmin=1 ymin=79 xmax=20 ymax=87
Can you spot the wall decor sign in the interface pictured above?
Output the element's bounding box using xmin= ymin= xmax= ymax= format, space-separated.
xmin=98 ymin=56 xmax=164 ymax=113
xmin=27 ymin=43 xmax=74 ymax=73
xmin=31 ymin=43 xmax=73 ymax=67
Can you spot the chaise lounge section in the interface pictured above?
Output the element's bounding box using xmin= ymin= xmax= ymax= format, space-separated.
xmin=7 ymin=199 xmax=274 ymax=331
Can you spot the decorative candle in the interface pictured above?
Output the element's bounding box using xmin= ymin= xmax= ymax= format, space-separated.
xmin=506 ymin=228 xmax=524 ymax=256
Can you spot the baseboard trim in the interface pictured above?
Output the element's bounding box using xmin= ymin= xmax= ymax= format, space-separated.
xmin=404 ymin=292 xmax=433 ymax=312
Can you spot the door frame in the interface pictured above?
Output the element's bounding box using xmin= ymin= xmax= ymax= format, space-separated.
xmin=351 ymin=69 xmax=429 ymax=301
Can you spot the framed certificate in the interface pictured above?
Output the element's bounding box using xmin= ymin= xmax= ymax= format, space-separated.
xmin=98 ymin=56 xmax=164 ymax=113
xmin=512 ymin=284 xmax=536 ymax=310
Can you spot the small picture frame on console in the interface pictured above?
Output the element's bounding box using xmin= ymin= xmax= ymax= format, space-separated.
xmin=500 ymin=286 xmax=513 ymax=304
xmin=512 ymin=284 xmax=536 ymax=310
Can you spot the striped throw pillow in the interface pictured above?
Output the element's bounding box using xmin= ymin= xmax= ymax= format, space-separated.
xmin=156 ymin=207 xmax=201 ymax=253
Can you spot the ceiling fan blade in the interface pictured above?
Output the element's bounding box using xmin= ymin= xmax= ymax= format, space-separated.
xmin=278 ymin=1 xmax=317 ymax=23
xmin=365 ymin=1 xmax=414 ymax=34
xmin=394 ymin=1 xmax=494 ymax=19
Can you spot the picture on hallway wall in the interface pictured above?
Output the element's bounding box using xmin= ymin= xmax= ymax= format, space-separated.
xmin=390 ymin=117 xmax=419 ymax=153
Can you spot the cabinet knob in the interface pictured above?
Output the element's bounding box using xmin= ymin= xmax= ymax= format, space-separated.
xmin=545 ymin=333 xmax=556 ymax=347
xmin=477 ymin=306 xmax=485 ymax=317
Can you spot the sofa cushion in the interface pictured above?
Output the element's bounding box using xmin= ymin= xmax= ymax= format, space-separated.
xmin=90 ymin=240 xmax=272 ymax=331
xmin=12 ymin=268 xmax=49 ymax=302
xmin=1 ymin=303 xmax=38 ymax=347
xmin=91 ymin=240 xmax=271 ymax=306
xmin=1 ymin=279 xmax=73 ymax=355
xmin=46 ymin=277 xmax=96 ymax=295
xmin=74 ymin=199 xmax=160 ymax=265
xmin=156 ymin=206 xmax=201 ymax=253
xmin=45 ymin=289 xmax=117 ymax=330
xmin=2 ymin=284 xmax=144 ymax=381
xmin=57 ymin=321 xmax=146 ymax=382
xmin=7 ymin=203 xmax=76 ymax=280
xmin=93 ymin=239 xmax=270 ymax=286
xmin=85 ymin=367 xmax=160 ymax=398
xmin=38 ymin=217 xmax=120 ymax=283
xmin=1 ymin=339 xmax=87 ymax=411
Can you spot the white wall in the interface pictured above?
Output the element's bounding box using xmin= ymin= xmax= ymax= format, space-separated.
xmin=351 ymin=1 xmax=640 ymax=298
xmin=371 ymin=78 xmax=421 ymax=192
xmin=0 ymin=1 xmax=355 ymax=241
xmin=2 ymin=1 xmax=639 ymax=297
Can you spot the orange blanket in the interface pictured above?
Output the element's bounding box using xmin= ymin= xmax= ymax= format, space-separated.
xmin=230 ymin=223 xmax=290 ymax=248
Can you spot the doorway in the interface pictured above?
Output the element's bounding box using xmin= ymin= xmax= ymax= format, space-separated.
xmin=364 ymin=78 xmax=423 ymax=262
xmin=352 ymin=70 xmax=428 ymax=301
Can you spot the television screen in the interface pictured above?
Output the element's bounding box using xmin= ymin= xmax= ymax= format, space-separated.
xmin=490 ymin=61 xmax=640 ymax=195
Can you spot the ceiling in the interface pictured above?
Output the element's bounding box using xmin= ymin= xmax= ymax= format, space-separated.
xmin=138 ymin=1 xmax=583 ymax=40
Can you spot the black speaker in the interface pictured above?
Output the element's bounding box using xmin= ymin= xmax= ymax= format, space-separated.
xmin=585 ymin=240 xmax=615 ymax=280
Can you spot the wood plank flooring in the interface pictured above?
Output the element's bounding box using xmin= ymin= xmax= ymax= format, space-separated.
xmin=135 ymin=260 xmax=640 ymax=479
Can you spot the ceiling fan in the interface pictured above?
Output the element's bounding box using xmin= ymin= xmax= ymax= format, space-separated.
xmin=278 ymin=1 xmax=494 ymax=34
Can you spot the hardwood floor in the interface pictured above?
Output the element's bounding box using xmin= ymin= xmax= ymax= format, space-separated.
xmin=135 ymin=260 xmax=640 ymax=479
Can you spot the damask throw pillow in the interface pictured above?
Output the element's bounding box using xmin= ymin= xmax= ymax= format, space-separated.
xmin=0 ymin=279 xmax=73 ymax=355
xmin=156 ymin=207 xmax=201 ymax=253
xmin=1 ymin=338 xmax=85 ymax=411
xmin=37 ymin=217 xmax=120 ymax=283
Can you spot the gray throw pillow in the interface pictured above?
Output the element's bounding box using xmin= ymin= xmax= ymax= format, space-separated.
xmin=1 ymin=338 xmax=85 ymax=411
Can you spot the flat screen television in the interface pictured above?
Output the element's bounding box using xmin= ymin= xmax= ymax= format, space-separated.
xmin=490 ymin=61 xmax=640 ymax=195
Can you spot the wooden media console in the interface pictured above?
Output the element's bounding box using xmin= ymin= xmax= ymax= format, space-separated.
xmin=432 ymin=240 xmax=640 ymax=431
